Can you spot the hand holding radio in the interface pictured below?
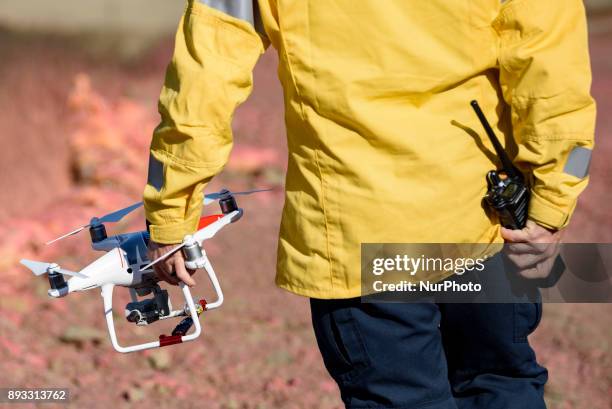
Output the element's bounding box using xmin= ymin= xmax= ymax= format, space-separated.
xmin=471 ymin=100 xmax=564 ymax=283
xmin=501 ymin=220 xmax=563 ymax=280
xmin=470 ymin=100 xmax=530 ymax=230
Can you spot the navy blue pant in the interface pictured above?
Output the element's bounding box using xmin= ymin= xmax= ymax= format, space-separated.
xmin=310 ymin=300 xmax=547 ymax=408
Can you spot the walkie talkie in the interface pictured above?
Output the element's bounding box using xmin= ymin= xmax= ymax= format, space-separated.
xmin=470 ymin=100 xmax=529 ymax=230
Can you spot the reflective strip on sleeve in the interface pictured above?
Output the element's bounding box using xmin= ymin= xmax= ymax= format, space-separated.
xmin=147 ymin=153 xmax=164 ymax=191
xmin=199 ymin=0 xmax=255 ymax=26
xmin=563 ymin=146 xmax=592 ymax=179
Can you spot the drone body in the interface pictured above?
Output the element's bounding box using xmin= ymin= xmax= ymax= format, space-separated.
xmin=20 ymin=188 xmax=268 ymax=353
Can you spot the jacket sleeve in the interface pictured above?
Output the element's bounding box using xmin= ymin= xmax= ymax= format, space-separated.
xmin=144 ymin=0 xmax=266 ymax=244
xmin=495 ymin=0 xmax=596 ymax=230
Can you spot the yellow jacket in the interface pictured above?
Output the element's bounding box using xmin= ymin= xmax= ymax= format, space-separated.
xmin=144 ymin=0 xmax=596 ymax=299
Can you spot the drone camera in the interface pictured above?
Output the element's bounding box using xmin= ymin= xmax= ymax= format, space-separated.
xmin=125 ymin=287 xmax=171 ymax=325
xmin=125 ymin=300 xmax=158 ymax=324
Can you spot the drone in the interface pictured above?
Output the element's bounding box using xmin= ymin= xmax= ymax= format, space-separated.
xmin=20 ymin=188 xmax=270 ymax=353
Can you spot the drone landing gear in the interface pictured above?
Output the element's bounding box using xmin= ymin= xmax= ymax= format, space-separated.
xmin=102 ymin=253 xmax=223 ymax=353
xmin=102 ymin=283 xmax=202 ymax=353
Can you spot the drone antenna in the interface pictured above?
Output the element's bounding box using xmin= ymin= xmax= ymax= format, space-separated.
xmin=470 ymin=100 xmax=517 ymax=178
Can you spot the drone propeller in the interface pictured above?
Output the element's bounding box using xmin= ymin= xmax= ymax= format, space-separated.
xmin=203 ymin=188 xmax=272 ymax=205
xmin=45 ymin=201 xmax=143 ymax=245
xmin=20 ymin=259 xmax=87 ymax=278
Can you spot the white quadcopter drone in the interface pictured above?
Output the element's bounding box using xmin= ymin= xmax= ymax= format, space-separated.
xmin=20 ymin=188 xmax=269 ymax=353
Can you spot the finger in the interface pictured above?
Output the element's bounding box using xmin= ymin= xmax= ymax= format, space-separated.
xmin=520 ymin=254 xmax=558 ymax=279
xmin=541 ymin=241 xmax=560 ymax=260
xmin=526 ymin=220 xmax=562 ymax=243
xmin=174 ymin=257 xmax=196 ymax=287
xmin=531 ymin=233 xmax=562 ymax=245
xmin=505 ymin=242 xmax=550 ymax=255
xmin=500 ymin=227 xmax=530 ymax=243
xmin=517 ymin=267 xmax=541 ymax=279
xmin=154 ymin=264 xmax=173 ymax=285
xmin=517 ymin=240 xmax=559 ymax=261
xmin=504 ymin=242 xmax=532 ymax=254
xmin=538 ymin=256 xmax=557 ymax=279
xmin=506 ymin=251 xmax=547 ymax=270
xmin=519 ymin=258 xmax=553 ymax=280
xmin=159 ymin=268 xmax=179 ymax=286
xmin=159 ymin=260 xmax=179 ymax=285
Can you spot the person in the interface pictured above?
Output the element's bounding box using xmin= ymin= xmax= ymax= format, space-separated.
xmin=144 ymin=1 xmax=596 ymax=408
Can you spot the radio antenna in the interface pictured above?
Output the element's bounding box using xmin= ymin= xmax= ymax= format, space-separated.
xmin=470 ymin=100 xmax=517 ymax=178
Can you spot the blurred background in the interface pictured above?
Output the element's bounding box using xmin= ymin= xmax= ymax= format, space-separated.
xmin=0 ymin=1 xmax=610 ymax=408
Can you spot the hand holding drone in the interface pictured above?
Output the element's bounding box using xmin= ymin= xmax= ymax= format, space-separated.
xmin=20 ymin=188 xmax=270 ymax=353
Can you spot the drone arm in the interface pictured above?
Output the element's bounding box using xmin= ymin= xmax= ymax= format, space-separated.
xmin=194 ymin=210 xmax=240 ymax=244
xmin=91 ymin=236 xmax=121 ymax=252
xmin=141 ymin=210 xmax=240 ymax=272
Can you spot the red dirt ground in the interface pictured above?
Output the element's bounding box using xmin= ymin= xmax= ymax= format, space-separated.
xmin=0 ymin=13 xmax=610 ymax=409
